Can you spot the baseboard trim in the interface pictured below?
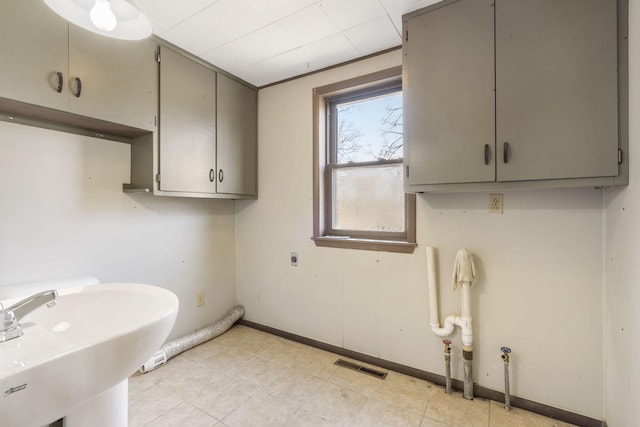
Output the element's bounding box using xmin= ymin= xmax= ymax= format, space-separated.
xmin=239 ymin=319 xmax=606 ymax=427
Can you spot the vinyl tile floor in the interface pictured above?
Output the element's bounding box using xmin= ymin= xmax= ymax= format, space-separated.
xmin=129 ymin=325 xmax=576 ymax=427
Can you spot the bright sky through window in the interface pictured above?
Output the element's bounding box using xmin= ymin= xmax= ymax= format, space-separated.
xmin=335 ymin=92 xmax=403 ymax=164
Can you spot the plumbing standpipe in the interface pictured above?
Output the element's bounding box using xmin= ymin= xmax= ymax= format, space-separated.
xmin=442 ymin=339 xmax=452 ymax=394
xmin=501 ymin=346 xmax=512 ymax=410
xmin=427 ymin=247 xmax=477 ymax=399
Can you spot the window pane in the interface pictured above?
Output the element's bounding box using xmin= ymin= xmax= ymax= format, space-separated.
xmin=335 ymin=92 xmax=403 ymax=163
xmin=333 ymin=163 xmax=405 ymax=232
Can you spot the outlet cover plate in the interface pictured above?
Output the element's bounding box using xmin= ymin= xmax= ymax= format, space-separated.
xmin=489 ymin=194 xmax=503 ymax=214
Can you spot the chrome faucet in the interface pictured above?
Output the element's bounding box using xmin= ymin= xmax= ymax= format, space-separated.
xmin=0 ymin=290 xmax=58 ymax=342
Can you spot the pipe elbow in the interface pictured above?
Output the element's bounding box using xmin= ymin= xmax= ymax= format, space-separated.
xmin=442 ymin=315 xmax=456 ymax=335
xmin=430 ymin=325 xmax=452 ymax=336
xmin=431 ymin=316 xmax=455 ymax=336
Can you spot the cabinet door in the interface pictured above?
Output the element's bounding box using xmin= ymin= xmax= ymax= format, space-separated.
xmin=68 ymin=26 xmax=157 ymax=131
xmin=159 ymin=47 xmax=216 ymax=194
xmin=496 ymin=0 xmax=618 ymax=181
xmin=403 ymin=0 xmax=494 ymax=186
xmin=0 ymin=0 xmax=68 ymax=111
xmin=216 ymin=74 xmax=257 ymax=196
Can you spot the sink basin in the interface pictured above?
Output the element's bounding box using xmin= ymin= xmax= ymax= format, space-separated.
xmin=0 ymin=283 xmax=179 ymax=427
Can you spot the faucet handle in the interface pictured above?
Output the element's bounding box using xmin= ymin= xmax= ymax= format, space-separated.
xmin=2 ymin=308 xmax=16 ymax=329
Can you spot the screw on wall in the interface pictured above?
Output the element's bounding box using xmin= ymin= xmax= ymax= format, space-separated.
xmin=291 ymin=252 xmax=298 ymax=266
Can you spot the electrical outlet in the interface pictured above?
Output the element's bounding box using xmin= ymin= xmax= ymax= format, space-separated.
xmin=489 ymin=194 xmax=503 ymax=214
xmin=291 ymin=252 xmax=298 ymax=266
xmin=196 ymin=292 xmax=205 ymax=307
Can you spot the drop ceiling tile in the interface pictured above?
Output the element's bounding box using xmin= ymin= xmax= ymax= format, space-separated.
xmin=142 ymin=0 xmax=438 ymax=86
xmin=345 ymin=15 xmax=402 ymax=56
xmin=236 ymin=57 xmax=289 ymax=87
xmin=156 ymin=27 xmax=214 ymax=57
xmin=273 ymin=33 xmax=358 ymax=77
xmin=245 ymin=0 xmax=319 ymax=23
xmin=388 ymin=8 xmax=403 ymax=35
xmin=275 ymin=4 xmax=341 ymax=47
xmin=199 ymin=51 xmax=247 ymax=79
xmin=160 ymin=0 xmax=289 ymax=55
xmin=136 ymin=0 xmax=221 ymax=34
xmin=379 ymin=0 xmax=441 ymax=15
xmin=201 ymin=24 xmax=300 ymax=71
xmin=318 ymin=0 xmax=388 ymax=31
xmin=377 ymin=0 xmax=407 ymax=12
xmin=381 ymin=0 xmax=441 ymax=36
xmin=239 ymin=34 xmax=357 ymax=87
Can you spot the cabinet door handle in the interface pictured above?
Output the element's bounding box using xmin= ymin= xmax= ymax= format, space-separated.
xmin=503 ymin=142 xmax=510 ymax=164
xmin=73 ymin=77 xmax=82 ymax=98
xmin=218 ymin=169 xmax=224 ymax=183
xmin=484 ymin=144 xmax=490 ymax=165
xmin=55 ymin=72 xmax=63 ymax=93
xmin=209 ymin=169 xmax=215 ymax=182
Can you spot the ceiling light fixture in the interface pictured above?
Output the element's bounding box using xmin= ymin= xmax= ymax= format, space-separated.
xmin=42 ymin=0 xmax=152 ymax=40
xmin=89 ymin=0 xmax=117 ymax=31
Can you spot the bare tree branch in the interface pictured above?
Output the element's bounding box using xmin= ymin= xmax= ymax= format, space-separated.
xmin=336 ymin=105 xmax=364 ymax=163
xmin=377 ymin=105 xmax=403 ymax=160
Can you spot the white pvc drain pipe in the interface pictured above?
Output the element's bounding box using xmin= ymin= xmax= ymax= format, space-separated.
xmin=427 ymin=247 xmax=477 ymax=399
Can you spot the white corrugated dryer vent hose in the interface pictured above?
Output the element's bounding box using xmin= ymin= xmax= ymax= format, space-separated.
xmin=139 ymin=304 xmax=245 ymax=374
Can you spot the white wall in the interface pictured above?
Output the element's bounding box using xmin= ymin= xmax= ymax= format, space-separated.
xmin=0 ymin=121 xmax=236 ymax=341
xmin=604 ymin=1 xmax=640 ymax=425
xmin=236 ymin=50 xmax=606 ymax=419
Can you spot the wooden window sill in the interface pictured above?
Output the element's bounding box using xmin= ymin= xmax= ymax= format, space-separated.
xmin=312 ymin=236 xmax=417 ymax=254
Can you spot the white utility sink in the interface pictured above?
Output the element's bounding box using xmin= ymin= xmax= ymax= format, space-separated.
xmin=0 ymin=283 xmax=179 ymax=427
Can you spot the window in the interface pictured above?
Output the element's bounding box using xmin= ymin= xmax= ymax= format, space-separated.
xmin=313 ymin=67 xmax=416 ymax=253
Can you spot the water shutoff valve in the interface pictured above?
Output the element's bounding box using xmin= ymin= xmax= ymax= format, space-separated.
xmin=501 ymin=346 xmax=511 ymax=363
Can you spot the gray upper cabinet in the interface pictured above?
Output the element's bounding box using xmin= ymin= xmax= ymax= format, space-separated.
xmin=158 ymin=46 xmax=217 ymax=195
xmin=495 ymin=0 xmax=618 ymax=182
xmin=0 ymin=1 xmax=69 ymax=112
xmin=216 ymin=74 xmax=257 ymax=197
xmin=1 ymin=2 xmax=257 ymax=200
xmin=68 ymin=27 xmax=157 ymax=131
xmin=403 ymin=0 xmax=494 ymax=186
xmin=403 ymin=0 xmax=625 ymax=191
xmin=154 ymin=47 xmax=258 ymax=199
xmin=0 ymin=0 xmax=156 ymax=132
